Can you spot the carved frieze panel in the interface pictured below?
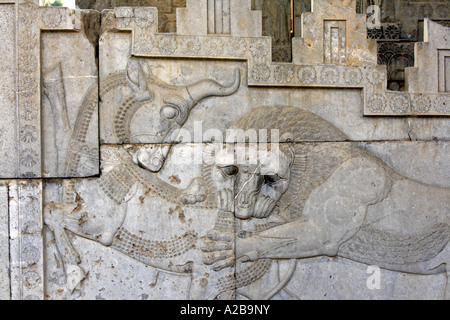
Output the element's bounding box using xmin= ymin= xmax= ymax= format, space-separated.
xmin=41 ymin=12 xmax=100 ymax=178
xmin=0 ymin=1 xmax=99 ymax=179
xmin=0 ymin=0 xmax=449 ymax=302
xmin=103 ymin=0 xmax=448 ymax=117
xmin=40 ymin=111 xmax=450 ymax=300
xmin=9 ymin=180 xmax=44 ymax=300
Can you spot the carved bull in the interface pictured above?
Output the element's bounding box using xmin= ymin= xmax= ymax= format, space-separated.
xmin=44 ymin=59 xmax=241 ymax=292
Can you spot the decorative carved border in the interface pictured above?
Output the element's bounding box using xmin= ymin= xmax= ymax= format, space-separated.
xmin=9 ymin=180 xmax=44 ymax=300
xmin=0 ymin=0 xmax=81 ymax=178
xmin=112 ymin=6 xmax=449 ymax=117
xmin=0 ymin=0 xmax=83 ymax=300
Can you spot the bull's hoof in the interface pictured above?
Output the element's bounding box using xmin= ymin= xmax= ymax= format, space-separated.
xmin=181 ymin=179 xmax=207 ymax=204
xmin=66 ymin=264 xmax=87 ymax=293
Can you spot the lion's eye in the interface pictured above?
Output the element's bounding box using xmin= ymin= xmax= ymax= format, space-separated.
xmin=219 ymin=165 xmax=239 ymax=177
xmin=263 ymin=174 xmax=283 ymax=185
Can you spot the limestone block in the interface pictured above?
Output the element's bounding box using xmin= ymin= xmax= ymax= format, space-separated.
xmin=229 ymin=0 xmax=262 ymax=37
xmin=0 ymin=183 xmax=9 ymax=300
xmin=292 ymin=0 xmax=378 ymax=67
xmin=0 ymin=0 xmax=448 ymax=301
xmin=406 ymin=19 xmax=450 ymax=94
xmin=360 ymin=141 xmax=450 ymax=188
xmin=76 ymin=0 xmax=187 ymax=33
xmin=40 ymin=138 xmax=450 ymax=300
xmin=9 ymin=180 xmax=44 ymax=300
xmin=0 ymin=1 xmax=99 ymax=178
xmin=279 ymin=256 xmax=447 ymax=300
xmin=43 ymin=144 xmax=234 ymax=299
xmin=177 ymin=0 xmax=208 ymax=35
xmin=177 ymin=0 xmax=261 ymax=37
xmin=42 ymin=10 xmax=100 ymax=178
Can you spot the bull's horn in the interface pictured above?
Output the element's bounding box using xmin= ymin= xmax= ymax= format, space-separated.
xmin=187 ymin=68 xmax=241 ymax=104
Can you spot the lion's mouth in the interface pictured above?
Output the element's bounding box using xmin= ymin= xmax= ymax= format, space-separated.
xmin=254 ymin=196 xmax=276 ymax=219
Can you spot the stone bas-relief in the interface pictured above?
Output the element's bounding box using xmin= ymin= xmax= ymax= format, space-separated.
xmin=0 ymin=1 xmax=99 ymax=179
xmin=1 ymin=0 xmax=449 ymax=300
xmin=99 ymin=58 xmax=241 ymax=145
xmin=200 ymin=107 xmax=450 ymax=300
xmin=41 ymin=10 xmax=100 ymax=178
xmin=42 ymin=105 xmax=450 ymax=300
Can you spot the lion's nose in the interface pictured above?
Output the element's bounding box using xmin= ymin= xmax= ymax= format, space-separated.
xmin=237 ymin=193 xmax=252 ymax=208
xmin=236 ymin=188 xmax=259 ymax=208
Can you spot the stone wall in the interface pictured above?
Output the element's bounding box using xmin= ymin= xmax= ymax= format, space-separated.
xmin=77 ymin=0 xmax=186 ymax=32
xmin=77 ymin=0 xmax=449 ymax=85
xmin=357 ymin=0 xmax=450 ymax=91
xmin=0 ymin=0 xmax=449 ymax=300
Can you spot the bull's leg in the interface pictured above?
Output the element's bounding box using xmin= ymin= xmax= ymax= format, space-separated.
xmin=423 ymin=243 xmax=450 ymax=300
xmin=44 ymin=184 xmax=128 ymax=292
xmin=44 ymin=201 xmax=88 ymax=292
xmin=438 ymin=246 xmax=450 ymax=300
xmin=444 ymin=264 xmax=450 ymax=300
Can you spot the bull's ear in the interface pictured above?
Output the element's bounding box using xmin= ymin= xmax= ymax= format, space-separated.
xmin=126 ymin=59 xmax=153 ymax=101
xmin=126 ymin=59 xmax=140 ymax=91
xmin=279 ymin=132 xmax=294 ymax=143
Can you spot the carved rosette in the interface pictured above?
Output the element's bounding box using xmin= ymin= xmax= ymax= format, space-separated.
xmin=111 ymin=5 xmax=449 ymax=117
xmin=15 ymin=2 xmax=80 ymax=178
xmin=388 ymin=92 xmax=410 ymax=114
xmin=6 ymin=0 xmax=82 ymax=301
xmin=17 ymin=1 xmax=40 ymax=178
xmin=9 ymin=180 xmax=44 ymax=300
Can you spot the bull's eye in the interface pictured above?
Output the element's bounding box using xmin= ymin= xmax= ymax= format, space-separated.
xmin=263 ymin=174 xmax=284 ymax=185
xmin=160 ymin=105 xmax=179 ymax=120
xmin=219 ymin=165 xmax=239 ymax=177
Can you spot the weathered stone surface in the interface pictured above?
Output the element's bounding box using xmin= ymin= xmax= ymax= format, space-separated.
xmin=0 ymin=183 xmax=9 ymax=300
xmin=406 ymin=19 xmax=450 ymax=94
xmin=77 ymin=0 xmax=186 ymax=32
xmin=280 ymin=256 xmax=447 ymax=300
xmin=293 ymin=0 xmax=378 ymax=67
xmin=0 ymin=0 xmax=449 ymax=301
xmin=42 ymin=10 xmax=100 ymax=178
xmin=0 ymin=4 xmax=18 ymax=179
xmin=9 ymin=180 xmax=44 ymax=300
xmin=0 ymin=1 xmax=99 ymax=179
xmin=40 ymin=139 xmax=450 ymax=299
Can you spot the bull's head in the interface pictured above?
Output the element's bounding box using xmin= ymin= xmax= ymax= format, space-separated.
xmin=123 ymin=59 xmax=241 ymax=172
